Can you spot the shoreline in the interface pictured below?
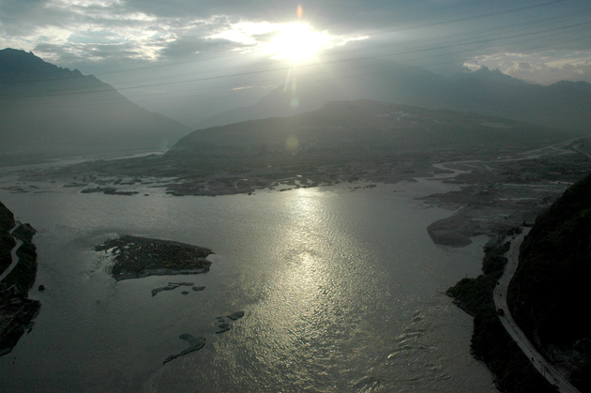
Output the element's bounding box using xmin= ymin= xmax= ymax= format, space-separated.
xmin=446 ymin=230 xmax=559 ymax=393
xmin=0 ymin=215 xmax=41 ymax=358
xmin=5 ymin=136 xmax=589 ymax=249
xmin=114 ymin=267 xmax=211 ymax=281
xmin=0 ymin=149 xmax=584 ymax=388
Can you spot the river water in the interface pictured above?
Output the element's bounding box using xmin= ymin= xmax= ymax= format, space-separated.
xmin=0 ymin=170 xmax=497 ymax=392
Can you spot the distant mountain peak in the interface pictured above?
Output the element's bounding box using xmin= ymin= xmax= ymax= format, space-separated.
xmin=454 ymin=65 xmax=528 ymax=87
xmin=549 ymin=79 xmax=591 ymax=91
xmin=0 ymin=48 xmax=82 ymax=84
xmin=0 ymin=48 xmax=189 ymax=162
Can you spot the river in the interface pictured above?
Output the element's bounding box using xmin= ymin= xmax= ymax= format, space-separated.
xmin=0 ymin=167 xmax=497 ymax=392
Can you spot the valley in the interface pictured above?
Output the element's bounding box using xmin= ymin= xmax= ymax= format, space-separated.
xmin=2 ymin=18 xmax=591 ymax=390
xmin=7 ymin=100 xmax=590 ymax=249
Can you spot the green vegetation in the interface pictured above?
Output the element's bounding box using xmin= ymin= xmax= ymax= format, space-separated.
xmin=0 ymin=201 xmax=16 ymax=274
xmin=508 ymin=173 xmax=591 ymax=390
xmin=2 ymin=224 xmax=38 ymax=295
xmin=96 ymin=235 xmax=213 ymax=279
xmin=481 ymin=241 xmax=510 ymax=275
xmin=447 ymin=237 xmax=557 ymax=393
xmin=11 ymin=223 xmax=35 ymax=243
xmin=449 ymin=173 xmax=591 ymax=392
xmin=3 ymin=240 xmax=37 ymax=294
xmin=1 ymin=202 xmax=38 ymax=294
xmin=0 ymin=232 xmax=16 ymax=274
xmin=0 ymin=201 xmax=40 ymax=358
xmin=0 ymin=201 xmax=15 ymax=231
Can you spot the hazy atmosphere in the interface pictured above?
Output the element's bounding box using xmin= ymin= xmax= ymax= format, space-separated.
xmin=2 ymin=0 xmax=591 ymax=126
xmin=2 ymin=1 xmax=591 ymax=392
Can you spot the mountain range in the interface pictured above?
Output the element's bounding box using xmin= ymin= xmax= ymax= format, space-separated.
xmin=0 ymin=49 xmax=189 ymax=164
xmin=3 ymin=48 xmax=590 ymax=166
xmin=170 ymin=99 xmax=574 ymax=165
xmin=198 ymin=61 xmax=591 ymax=132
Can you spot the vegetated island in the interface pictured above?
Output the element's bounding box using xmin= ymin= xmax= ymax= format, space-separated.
xmin=0 ymin=200 xmax=41 ymax=357
xmin=95 ymin=235 xmax=213 ymax=281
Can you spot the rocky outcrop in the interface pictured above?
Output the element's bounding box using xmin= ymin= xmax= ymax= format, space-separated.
xmin=151 ymin=282 xmax=194 ymax=297
xmin=162 ymin=334 xmax=206 ymax=365
xmin=162 ymin=311 xmax=245 ymax=364
xmin=0 ymin=202 xmax=40 ymax=358
xmin=508 ymin=173 xmax=591 ymax=390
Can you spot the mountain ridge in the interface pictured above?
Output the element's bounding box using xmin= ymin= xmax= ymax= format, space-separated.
xmin=507 ymin=173 xmax=591 ymax=390
xmin=171 ymin=98 xmax=576 ymax=161
xmin=197 ymin=62 xmax=591 ymax=132
xmin=0 ymin=48 xmax=83 ymax=84
xmin=0 ymin=48 xmax=190 ymax=164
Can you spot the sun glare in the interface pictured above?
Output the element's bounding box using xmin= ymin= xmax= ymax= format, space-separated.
xmin=267 ymin=23 xmax=331 ymax=64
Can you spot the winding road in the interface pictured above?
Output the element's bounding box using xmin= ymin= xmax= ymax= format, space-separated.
xmin=0 ymin=224 xmax=23 ymax=282
xmin=494 ymin=229 xmax=580 ymax=393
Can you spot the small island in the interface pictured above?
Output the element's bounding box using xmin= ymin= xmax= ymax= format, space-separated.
xmin=95 ymin=235 xmax=213 ymax=281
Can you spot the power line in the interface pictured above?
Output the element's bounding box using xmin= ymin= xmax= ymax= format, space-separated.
xmin=1 ymin=0 xmax=575 ymax=87
xmin=2 ymin=3 xmax=589 ymax=108
xmin=5 ymin=23 xmax=588 ymax=112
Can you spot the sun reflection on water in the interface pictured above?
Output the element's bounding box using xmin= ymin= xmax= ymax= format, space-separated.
xmin=239 ymin=187 xmax=371 ymax=372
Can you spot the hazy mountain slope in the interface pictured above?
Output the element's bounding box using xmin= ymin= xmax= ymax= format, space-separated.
xmin=508 ymin=173 xmax=591 ymax=390
xmin=171 ymin=99 xmax=573 ymax=162
xmin=196 ymin=63 xmax=450 ymax=130
xmin=198 ymin=62 xmax=591 ymax=132
xmin=196 ymin=74 xmax=352 ymax=130
xmin=0 ymin=49 xmax=190 ymax=162
xmin=450 ymin=66 xmax=529 ymax=87
xmin=445 ymin=68 xmax=591 ymax=131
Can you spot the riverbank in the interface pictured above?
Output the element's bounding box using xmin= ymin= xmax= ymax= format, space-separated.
xmin=447 ymin=231 xmax=557 ymax=393
xmin=0 ymin=169 xmax=536 ymax=392
xmin=0 ymin=201 xmax=41 ymax=357
xmin=5 ymin=136 xmax=589 ymax=250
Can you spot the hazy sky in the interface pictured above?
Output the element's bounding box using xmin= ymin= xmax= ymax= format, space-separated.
xmin=2 ymin=0 xmax=591 ymax=125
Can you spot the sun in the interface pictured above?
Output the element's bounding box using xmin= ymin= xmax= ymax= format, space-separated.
xmin=267 ymin=23 xmax=332 ymax=64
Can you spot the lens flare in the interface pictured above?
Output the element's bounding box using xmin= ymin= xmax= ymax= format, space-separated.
xmin=268 ymin=23 xmax=331 ymax=64
xmin=286 ymin=135 xmax=299 ymax=152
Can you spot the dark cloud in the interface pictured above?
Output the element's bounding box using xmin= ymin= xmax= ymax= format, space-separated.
xmin=160 ymin=36 xmax=254 ymax=59
xmin=0 ymin=0 xmax=48 ymax=19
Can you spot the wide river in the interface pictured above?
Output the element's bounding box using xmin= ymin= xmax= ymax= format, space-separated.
xmin=0 ymin=166 xmax=497 ymax=392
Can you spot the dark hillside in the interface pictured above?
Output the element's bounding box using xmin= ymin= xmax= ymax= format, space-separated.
xmin=0 ymin=200 xmax=40 ymax=357
xmin=508 ymin=173 xmax=591 ymax=390
xmin=0 ymin=202 xmax=16 ymax=274
xmin=198 ymin=62 xmax=591 ymax=132
xmin=0 ymin=201 xmax=15 ymax=232
xmin=170 ymin=99 xmax=574 ymax=165
xmin=0 ymin=48 xmax=189 ymax=164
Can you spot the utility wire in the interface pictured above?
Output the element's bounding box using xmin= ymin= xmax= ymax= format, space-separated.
xmin=1 ymin=3 xmax=589 ymax=109
xmin=5 ymin=21 xmax=588 ymax=112
xmin=1 ymin=0 xmax=574 ymax=87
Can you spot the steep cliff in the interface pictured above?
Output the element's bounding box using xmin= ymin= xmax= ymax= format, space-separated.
xmin=509 ymin=173 xmax=591 ymax=390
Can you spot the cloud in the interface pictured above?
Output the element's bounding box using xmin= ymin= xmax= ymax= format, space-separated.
xmin=1 ymin=0 xmax=370 ymax=68
xmin=2 ymin=0 xmax=591 ymax=86
xmin=465 ymin=50 xmax=591 ymax=85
